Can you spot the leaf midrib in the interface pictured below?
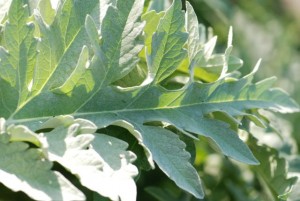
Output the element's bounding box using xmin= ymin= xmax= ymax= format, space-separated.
xmin=9 ymin=99 xmax=271 ymax=125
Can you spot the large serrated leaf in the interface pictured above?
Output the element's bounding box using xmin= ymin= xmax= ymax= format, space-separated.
xmin=73 ymin=67 xmax=298 ymax=164
xmin=0 ymin=0 xmax=299 ymax=200
xmin=9 ymin=0 xmax=145 ymax=118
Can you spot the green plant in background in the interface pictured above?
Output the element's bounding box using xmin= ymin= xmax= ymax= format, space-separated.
xmin=180 ymin=0 xmax=300 ymax=200
xmin=0 ymin=0 xmax=299 ymax=200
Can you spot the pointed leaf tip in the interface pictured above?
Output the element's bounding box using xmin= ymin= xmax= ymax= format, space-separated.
xmin=227 ymin=26 xmax=233 ymax=47
xmin=253 ymin=59 xmax=262 ymax=74
xmin=140 ymin=126 xmax=204 ymax=199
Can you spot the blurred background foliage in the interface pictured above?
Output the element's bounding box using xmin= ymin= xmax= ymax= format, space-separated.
xmin=186 ymin=0 xmax=300 ymax=145
xmin=139 ymin=0 xmax=300 ymax=200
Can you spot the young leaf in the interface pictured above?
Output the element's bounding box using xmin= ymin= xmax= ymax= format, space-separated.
xmin=249 ymin=136 xmax=298 ymax=200
xmin=0 ymin=0 xmax=37 ymax=113
xmin=7 ymin=124 xmax=42 ymax=147
xmin=147 ymin=0 xmax=187 ymax=83
xmin=148 ymin=0 xmax=171 ymax=12
xmin=31 ymin=0 xmax=95 ymax=95
xmin=43 ymin=116 xmax=138 ymax=201
xmin=142 ymin=10 xmax=165 ymax=55
xmin=99 ymin=0 xmax=145 ymax=83
xmin=38 ymin=0 xmax=55 ymax=25
xmin=185 ymin=2 xmax=201 ymax=62
xmin=92 ymin=134 xmax=138 ymax=201
xmin=0 ymin=134 xmax=85 ymax=201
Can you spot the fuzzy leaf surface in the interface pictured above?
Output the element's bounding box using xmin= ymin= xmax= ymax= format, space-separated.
xmin=0 ymin=0 xmax=299 ymax=200
xmin=249 ymin=137 xmax=298 ymax=200
xmin=0 ymin=134 xmax=85 ymax=201
xmin=139 ymin=126 xmax=204 ymax=198
xmin=43 ymin=116 xmax=138 ymax=201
